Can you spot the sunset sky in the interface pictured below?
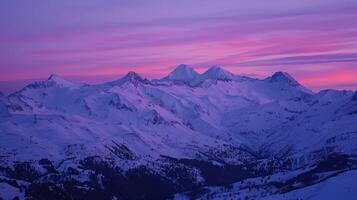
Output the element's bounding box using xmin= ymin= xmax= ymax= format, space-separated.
xmin=1 ymin=0 xmax=357 ymax=93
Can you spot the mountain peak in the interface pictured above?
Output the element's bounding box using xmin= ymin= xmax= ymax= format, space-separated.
xmin=269 ymin=71 xmax=300 ymax=86
xmin=48 ymin=74 xmax=63 ymax=81
xmin=175 ymin=64 xmax=192 ymax=71
xmin=114 ymin=71 xmax=150 ymax=86
xmin=47 ymin=74 xmax=76 ymax=87
xmin=123 ymin=71 xmax=143 ymax=81
xmin=121 ymin=71 xmax=146 ymax=83
xmin=163 ymin=64 xmax=199 ymax=83
xmin=201 ymin=65 xmax=234 ymax=80
xmin=104 ymin=71 xmax=148 ymax=87
xmin=205 ymin=65 xmax=227 ymax=73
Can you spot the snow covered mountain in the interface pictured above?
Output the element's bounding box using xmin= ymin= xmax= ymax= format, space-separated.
xmin=161 ymin=64 xmax=199 ymax=84
xmin=0 ymin=64 xmax=356 ymax=200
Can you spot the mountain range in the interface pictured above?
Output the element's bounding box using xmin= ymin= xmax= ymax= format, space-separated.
xmin=0 ymin=64 xmax=356 ymax=200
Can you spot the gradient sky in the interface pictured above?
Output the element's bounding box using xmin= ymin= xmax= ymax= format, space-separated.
xmin=1 ymin=0 xmax=357 ymax=93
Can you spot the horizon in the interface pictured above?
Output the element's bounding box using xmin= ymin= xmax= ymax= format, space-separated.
xmin=0 ymin=64 xmax=356 ymax=95
xmin=1 ymin=0 xmax=357 ymax=93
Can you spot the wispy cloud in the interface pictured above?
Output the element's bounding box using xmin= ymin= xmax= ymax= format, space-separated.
xmin=231 ymin=53 xmax=357 ymax=66
xmin=0 ymin=0 xmax=356 ymax=91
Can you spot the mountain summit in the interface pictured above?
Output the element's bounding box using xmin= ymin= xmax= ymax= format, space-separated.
xmin=107 ymin=71 xmax=148 ymax=86
xmin=163 ymin=65 xmax=235 ymax=86
xmin=122 ymin=71 xmax=144 ymax=82
xmin=200 ymin=65 xmax=235 ymax=81
xmin=162 ymin=64 xmax=199 ymax=84
xmin=268 ymin=71 xmax=300 ymax=86
xmin=47 ymin=74 xmax=76 ymax=87
xmin=264 ymin=71 xmax=313 ymax=95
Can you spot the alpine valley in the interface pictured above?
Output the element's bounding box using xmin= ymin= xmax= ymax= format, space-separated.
xmin=0 ymin=64 xmax=356 ymax=200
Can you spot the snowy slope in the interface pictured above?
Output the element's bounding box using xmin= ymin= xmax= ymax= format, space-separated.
xmin=264 ymin=170 xmax=357 ymax=200
xmin=174 ymin=168 xmax=357 ymax=200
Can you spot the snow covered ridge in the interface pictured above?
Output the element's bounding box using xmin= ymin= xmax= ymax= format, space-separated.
xmin=0 ymin=64 xmax=356 ymax=199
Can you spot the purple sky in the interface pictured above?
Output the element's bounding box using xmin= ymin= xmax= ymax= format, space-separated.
xmin=1 ymin=0 xmax=357 ymax=93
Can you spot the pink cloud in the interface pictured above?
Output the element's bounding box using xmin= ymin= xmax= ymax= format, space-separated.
xmin=1 ymin=3 xmax=357 ymax=92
